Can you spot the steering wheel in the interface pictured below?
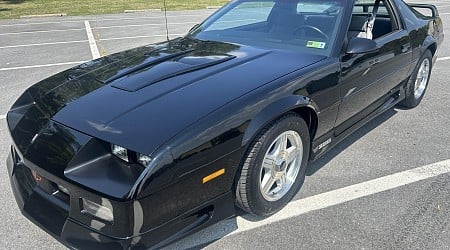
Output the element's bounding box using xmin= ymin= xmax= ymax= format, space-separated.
xmin=293 ymin=25 xmax=329 ymax=40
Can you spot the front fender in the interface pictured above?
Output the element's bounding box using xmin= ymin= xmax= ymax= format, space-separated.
xmin=242 ymin=95 xmax=319 ymax=146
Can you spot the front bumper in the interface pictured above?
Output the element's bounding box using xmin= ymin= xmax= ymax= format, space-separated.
xmin=7 ymin=146 xmax=236 ymax=249
xmin=7 ymin=147 xmax=135 ymax=249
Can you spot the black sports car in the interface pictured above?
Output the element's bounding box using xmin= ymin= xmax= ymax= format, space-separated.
xmin=5 ymin=0 xmax=444 ymax=249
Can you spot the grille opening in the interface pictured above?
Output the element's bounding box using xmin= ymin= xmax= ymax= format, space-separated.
xmin=30 ymin=170 xmax=70 ymax=206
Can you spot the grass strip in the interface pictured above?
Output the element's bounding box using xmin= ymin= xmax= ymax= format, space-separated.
xmin=0 ymin=0 xmax=228 ymax=19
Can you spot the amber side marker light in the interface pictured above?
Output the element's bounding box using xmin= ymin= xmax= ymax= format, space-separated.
xmin=203 ymin=168 xmax=225 ymax=184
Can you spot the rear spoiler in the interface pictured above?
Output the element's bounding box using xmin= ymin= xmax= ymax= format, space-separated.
xmin=408 ymin=4 xmax=439 ymax=17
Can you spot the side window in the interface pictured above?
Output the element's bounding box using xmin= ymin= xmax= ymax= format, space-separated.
xmin=349 ymin=0 xmax=400 ymax=40
xmin=205 ymin=2 xmax=275 ymax=31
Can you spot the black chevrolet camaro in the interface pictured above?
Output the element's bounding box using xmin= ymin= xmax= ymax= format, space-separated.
xmin=5 ymin=0 xmax=444 ymax=249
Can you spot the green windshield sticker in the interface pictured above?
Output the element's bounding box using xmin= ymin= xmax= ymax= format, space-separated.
xmin=306 ymin=41 xmax=326 ymax=49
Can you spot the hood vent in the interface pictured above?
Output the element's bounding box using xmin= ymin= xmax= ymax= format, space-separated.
xmin=103 ymin=49 xmax=194 ymax=84
xmin=108 ymin=50 xmax=235 ymax=92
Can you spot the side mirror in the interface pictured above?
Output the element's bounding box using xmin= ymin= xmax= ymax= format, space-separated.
xmin=346 ymin=37 xmax=378 ymax=54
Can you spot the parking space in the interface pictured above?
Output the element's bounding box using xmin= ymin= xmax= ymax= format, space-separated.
xmin=0 ymin=21 xmax=85 ymax=34
xmin=1 ymin=43 xmax=91 ymax=67
xmin=1 ymin=30 xmax=87 ymax=47
xmin=0 ymin=1 xmax=449 ymax=249
xmin=0 ymin=9 xmax=214 ymax=115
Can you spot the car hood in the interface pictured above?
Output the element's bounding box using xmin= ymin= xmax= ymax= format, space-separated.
xmin=8 ymin=37 xmax=325 ymax=155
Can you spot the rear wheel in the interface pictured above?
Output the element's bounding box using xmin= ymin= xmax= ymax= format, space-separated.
xmin=235 ymin=114 xmax=310 ymax=216
xmin=398 ymin=50 xmax=432 ymax=108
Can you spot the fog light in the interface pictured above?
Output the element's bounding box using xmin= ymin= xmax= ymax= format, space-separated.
xmin=81 ymin=198 xmax=113 ymax=223
xmin=111 ymin=144 xmax=129 ymax=163
xmin=137 ymin=154 xmax=152 ymax=167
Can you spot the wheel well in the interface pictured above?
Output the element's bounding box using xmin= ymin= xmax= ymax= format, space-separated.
xmin=234 ymin=106 xmax=318 ymax=205
xmin=428 ymin=43 xmax=437 ymax=57
xmin=292 ymin=106 xmax=318 ymax=139
xmin=241 ymin=105 xmax=319 ymax=152
xmin=234 ymin=106 xmax=318 ymax=198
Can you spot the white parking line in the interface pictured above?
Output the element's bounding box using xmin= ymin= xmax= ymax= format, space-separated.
xmin=0 ymin=14 xmax=213 ymax=27
xmin=0 ymin=114 xmax=5 ymax=120
xmin=0 ymin=28 xmax=85 ymax=36
xmin=0 ymin=20 xmax=82 ymax=27
xmin=0 ymin=40 xmax=88 ymax=49
xmin=437 ymin=57 xmax=450 ymax=61
xmin=100 ymin=34 xmax=184 ymax=41
xmin=0 ymin=23 xmax=191 ymax=36
xmin=93 ymin=22 xmax=197 ymax=29
xmin=0 ymin=61 xmax=86 ymax=71
xmin=235 ymin=159 xmax=450 ymax=232
xmin=84 ymin=21 xmax=100 ymax=60
xmin=175 ymin=159 xmax=450 ymax=248
xmin=0 ymin=22 xmax=196 ymax=36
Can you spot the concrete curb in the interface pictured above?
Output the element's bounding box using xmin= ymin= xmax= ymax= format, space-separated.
xmin=20 ymin=13 xmax=67 ymax=18
xmin=124 ymin=9 xmax=162 ymax=13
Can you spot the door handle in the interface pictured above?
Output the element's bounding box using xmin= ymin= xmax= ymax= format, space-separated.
xmin=401 ymin=43 xmax=411 ymax=53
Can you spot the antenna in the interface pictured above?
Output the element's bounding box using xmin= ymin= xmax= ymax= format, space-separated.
xmin=163 ymin=0 xmax=170 ymax=41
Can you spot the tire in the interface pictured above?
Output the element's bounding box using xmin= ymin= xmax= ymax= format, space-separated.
xmin=398 ymin=50 xmax=433 ymax=109
xmin=235 ymin=113 xmax=310 ymax=216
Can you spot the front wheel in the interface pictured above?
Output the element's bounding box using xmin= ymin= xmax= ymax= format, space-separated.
xmin=398 ymin=50 xmax=433 ymax=108
xmin=235 ymin=114 xmax=310 ymax=216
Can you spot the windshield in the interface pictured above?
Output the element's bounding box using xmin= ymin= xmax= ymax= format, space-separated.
xmin=188 ymin=0 xmax=346 ymax=56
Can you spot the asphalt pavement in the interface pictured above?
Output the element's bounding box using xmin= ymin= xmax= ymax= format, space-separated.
xmin=0 ymin=1 xmax=450 ymax=249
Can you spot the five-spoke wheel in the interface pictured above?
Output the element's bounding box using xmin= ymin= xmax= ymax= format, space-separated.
xmin=413 ymin=57 xmax=430 ymax=99
xmin=259 ymin=131 xmax=303 ymax=202
xmin=235 ymin=114 xmax=310 ymax=216
xmin=399 ymin=50 xmax=433 ymax=108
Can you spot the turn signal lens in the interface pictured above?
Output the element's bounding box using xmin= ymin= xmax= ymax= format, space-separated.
xmin=111 ymin=144 xmax=129 ymax=163
xmin=137 ymin=154 xmax=152 ymax=167
xmin=81 ymin=198 xmax=113 ymax=223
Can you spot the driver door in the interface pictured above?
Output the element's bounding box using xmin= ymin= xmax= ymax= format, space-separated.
xmin=335 ymin=0 xmax=412 ymax=134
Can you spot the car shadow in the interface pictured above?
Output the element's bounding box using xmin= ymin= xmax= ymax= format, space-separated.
xmin=306 ymin=108 xmax=397 ymax=176
xmin=165 ymin=108 xmax=398 ymax=249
